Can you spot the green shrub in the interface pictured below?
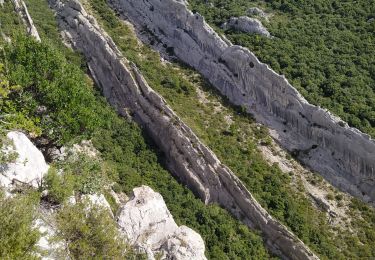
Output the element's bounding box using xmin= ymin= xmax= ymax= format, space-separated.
xmin=43 ymin=167 xmax=75 ymax=204
xmin=55 ymin=201 xmax=141 ymax=259
xmin=0 ymin=189 xmax=40 ymax=259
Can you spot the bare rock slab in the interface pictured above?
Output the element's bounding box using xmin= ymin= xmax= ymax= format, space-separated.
xmin=117 ymin=186 xmax=207 ymax=260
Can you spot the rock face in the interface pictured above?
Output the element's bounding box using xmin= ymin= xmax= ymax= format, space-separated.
xmin=222 ymin=16 xmax=271 ymax=37
xmin=11 ymin=0 xmax=41 ymax=41
xmin=109 ymin=0 xmax=375 ymax=204
xmin=0 ymin=131 xmax=49 ymax=189
xmin=49 ymin=0 xmax=318 ymax=258
xmin=117 ymin=186 xmax=206 ymax=260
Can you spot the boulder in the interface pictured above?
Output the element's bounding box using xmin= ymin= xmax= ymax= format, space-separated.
xmin=223 ymin=16 xmax=271 ymax=37
xmin=247 ymin=7 xmax=268 ymax=18
xmin=0 ymin=131 xmax=49 ymax=189
xmin=117 ymin=186 xmax=206 ymax=259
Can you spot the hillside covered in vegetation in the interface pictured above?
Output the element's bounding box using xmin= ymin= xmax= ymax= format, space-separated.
xmin=189 ymin=0 xmax=375 ymax=137
xmin=1 ymin=0 xmax=375 ymax=259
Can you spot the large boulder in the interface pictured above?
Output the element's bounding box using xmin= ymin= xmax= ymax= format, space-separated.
xmin=0 ymin=131 xmax=49 ymax=189
xmin=117 ymin=186 xmax=206 ymax=260
xmin=223 ymin=16 xmax=271 ymax=37
xmin=247 ymin=7 xmax=269 ymax=20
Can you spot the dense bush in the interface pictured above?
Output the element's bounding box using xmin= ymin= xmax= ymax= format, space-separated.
xmin=44 ymin=167 xmax=75 ymax=204
xmin=0 ymin=189 xmax=40 ymax=259
xmin=55 ymin=201 xmax=140 ymax=259
xmin=3 ymin=36 xmax=103 ymax=144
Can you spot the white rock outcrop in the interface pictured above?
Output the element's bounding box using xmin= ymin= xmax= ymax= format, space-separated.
xmin=48 ymin=1 xmax=318 ymax=258
xmin=117 ymin=186 xmax=206 ymax=260
xmin=223 ymin=16 xmax=271 ymax=37
xmin=0 ymin=131 xmax=49 ymax=189
xmin=11 ymin=0 xmax=41 ymax=41
xmin=110 ymin=0 xmax=375 ymax=204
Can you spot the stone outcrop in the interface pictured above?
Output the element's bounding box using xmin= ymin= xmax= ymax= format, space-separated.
xmin=0 ymin=131 xmax=49 ymax=190
xmin=11 ymin=0 xmax=41 ymax=41
xmin=247 ymin=7 xmax=271 ymax=21
xmin=117 ymin=186 xmax=206 ymax=260
xmin=48 ymin=0 xmax=318 ymax=258
xmin=109 ymin=0 xmax=375 ymax=204
xmin=222 ymin=16 xmax=271 ymax=37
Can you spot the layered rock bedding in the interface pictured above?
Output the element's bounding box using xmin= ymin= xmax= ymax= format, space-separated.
xmin=110 ymin=0 xmax=375 ymax=203
xmin=46 ymin=0 xmax=319 ymax=258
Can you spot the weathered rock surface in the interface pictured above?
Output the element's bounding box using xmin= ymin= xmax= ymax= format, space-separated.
xmin=11 ymin=0 xmax=41 ymax=41
xmin=222 ymin=16 xmax=271 ymax=37
xmin=110 ymin=0 xmax=375 ymax=204
xmin=0 ymin=131 xmax=49 ymax=189
xmin=49 ymin=0 xmax=318 ymax=258
xmin=117 ymin=186 xmax=206 ymax=260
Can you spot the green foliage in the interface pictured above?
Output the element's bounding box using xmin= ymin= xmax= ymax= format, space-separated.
xmin=3 ymin=36 xmax=102 ymax=144
xmin=0 ymin=63 xmax=41 ymax=135
xmin=0 ymin=189 xmax=40 ymax=259
xmin=43 ymin=167 xmax=75 ymax=204
xmin=188 ymin=0 xmax=375 ymax=137
xmin=44 ymin=152 xmax=114 ymax=204
xmin=57 ymin=152 xmax=111 ymax=195
xmin=55 ymin=201 xmax=141 ymax=259
xmin=0 ymin=1 xmax=25 ymax=44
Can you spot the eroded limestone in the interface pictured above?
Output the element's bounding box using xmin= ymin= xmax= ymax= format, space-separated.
xmin=109 ymin=0 xmax=375 ymax=204
xmin=48 ymin=0 xmax=319 ymax=258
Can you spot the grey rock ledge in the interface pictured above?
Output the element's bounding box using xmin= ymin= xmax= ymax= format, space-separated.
xmin=109 ymin=0 xmax=375 ymax=204
xmin=48 ymin=0 xmax=319 ymax=259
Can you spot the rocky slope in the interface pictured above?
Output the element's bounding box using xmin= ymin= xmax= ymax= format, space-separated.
xmin=47 ymin=0 xmax=318 ymax=258
xmin=110 ymin=0 xmax=375 ymax=204
xmin=0 ymin=132 xmax=206 ymax=259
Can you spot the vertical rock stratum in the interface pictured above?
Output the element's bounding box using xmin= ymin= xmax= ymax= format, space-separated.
xmin=11 ymin=0 xmax=41 ymax=41
xmin=48 ymin=0 xmax=319 ymax=258
xmin=108 ymin=0 xmax=375 ymax=204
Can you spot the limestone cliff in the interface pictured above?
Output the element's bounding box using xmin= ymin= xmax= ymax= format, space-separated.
xmin=48 ymin=0 xmax=318 ymax=258
xmin=109 ymin=0 xmax=375 ymax=203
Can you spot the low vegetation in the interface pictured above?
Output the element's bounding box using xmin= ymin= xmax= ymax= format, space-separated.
xmin=0 ymin=189 xmax=40 ymax=259
xmin=55 ymin=201 xmax=140 ymax=259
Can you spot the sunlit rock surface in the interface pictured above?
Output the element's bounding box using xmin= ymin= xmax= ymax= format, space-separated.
xmin=0 ymin=131 xmax=49 ymax=189
xmin=110 ymin=0 xmax=375 ymax=204
xmin=117 ymin=186 xmax=207 ymax=260
xmin=222 ymin=16 xmax=271 ymax=37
